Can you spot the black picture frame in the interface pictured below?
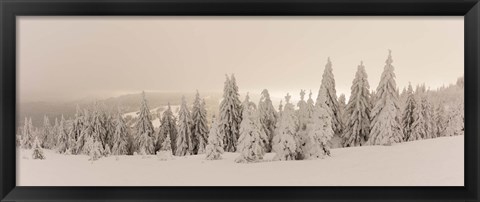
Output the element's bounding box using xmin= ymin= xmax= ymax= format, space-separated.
xmin=1 ymin=0 xmax=479 ymax=201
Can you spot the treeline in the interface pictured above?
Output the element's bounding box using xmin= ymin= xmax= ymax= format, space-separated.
xmin=18 ymin=50 xmax=464 ymax=162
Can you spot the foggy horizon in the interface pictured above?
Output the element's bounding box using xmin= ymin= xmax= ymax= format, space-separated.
xmin=18 ymin=16 xmax=463 ymax=103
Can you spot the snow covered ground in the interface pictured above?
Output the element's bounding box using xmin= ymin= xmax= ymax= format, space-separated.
xmin=17 ymin=135 xmax=463 ymax=186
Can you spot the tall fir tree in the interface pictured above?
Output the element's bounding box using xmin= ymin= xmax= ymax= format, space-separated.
xmin=218 ymin=74 xmax=243 ymax=152
xmin=68 ymin=105 xmax=84 ymax=154
xmin=338 ymin=93 xmax=347 ymax=129
xmin=192 ymin=91 xmax=209 ymax=154
xmin=433 ymin=103 xmax=447 ymax=137
xmin=111 ymin=108 xmax=130 ymax=155
xmin=76 ymin=109 xmax=92 ymax=154
xmin=134 ymin=91 xmax=155 ymax=155
xmin=368 ymin=50 xmax=403 ymax=145
xmin=56 ymin=115 xmax=69 ymax=153
xmin=235 ymin=105 xmax=267 ymax=163
xmin=297 ymin=90 xmax=309 ymax=131
xmin=316 ymin=57 xmax=343 ymax=135
xmin=272 ymin=94 xmax=298 ymax=161
xmin=205 ymin=116 xmax=224 ymax=160
xmin=342 ymin=61 xmax=371 ymax=147
xmin=21 ymin=117 xmax=34 ymax=149
xmin=258 ymin=89 xmax=277 ymax=152
xmin=158 ymin=103 xmax=178 ymax=154
xmin=176 ymin=96 xmax=193 ymax=156
xmin=402 ymin=83 xmax=417 ymax=141
xmin=40 ymin=115 xmax=52 ymax=148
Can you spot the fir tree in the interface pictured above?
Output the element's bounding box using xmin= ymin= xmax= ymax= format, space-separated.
xmin=32 ymin=137 xmax=45 ymax=160
xmin=87 ymin=136 xmax=102 ymax=161
xmin=192 ymin=91 xmax=209 ymax=154
xmin=368 ymin=50 xmax=403 ymax=145
xmin=273 ymin=94 xmax=297 ymax=161
xmin=402 ymin=83 xmax=416 ymax=141
xmin=205 ymin=117 xmax=224 ymax=160
xmin=76 ymin=109 xmax=92 ymax=154
xmin=56 ymin=115 xmax=69 ymax=153
xmin=297 ymin=90 xmax=309 ymax=131
xmin=258 ymin=89 xmax=277 ymax=152
xmin=40 ymin=115 xmax=52 ymax=149
xmin=219 ymin=74 xmax=243 ymax=152
xmin=134 ymin=91 xmax=155 ymax=154
xmin=111 ymin=109 xmax=130 ymax=155
xmin=161 ymin=133 xmax=172 ymax=151
xmin=434 ymin=103 xmax=447 ymax=137
xmin=158 ymin=103 xmax=178 ymax=154
xmin=342 ymin=61 xmax=371 ymax=147
xmin=21 ymin=117 xmax=34 ymax=149
xmin=338 ymin=93 xmax=347 ymax=128
xmin=316 ymin=57 xmax=343 ymax=135
xmin=176 ymin=96 xmax=193 ymax=156
xmin=68 ymin=105 xmax=84 ymax=154
xmin=235 ymin=105 xmax=267 ymax=163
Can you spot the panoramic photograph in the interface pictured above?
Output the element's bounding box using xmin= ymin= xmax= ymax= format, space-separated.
xmin=16 ymin=16 xmax=464 ymax=186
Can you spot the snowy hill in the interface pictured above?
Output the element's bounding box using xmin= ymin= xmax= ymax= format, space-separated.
xmin=123 ymin=105 xmax=180 ymax=128
xmin=17 ymin=135 xmax=463 ymax=186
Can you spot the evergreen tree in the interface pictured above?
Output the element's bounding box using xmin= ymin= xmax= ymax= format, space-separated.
xmin=402 ymin=83 xmax=416 ymax=141
xmin=434 ymin=103 xmax=447 ymax=137
xmin=342 ymin=61 xmax=371 ymax=147
xmin=21 ymin=117 xmax=34 ymax=149
xmin=158 ymin=103 xmax=178 ymax=154
xmin=368 ymin=50 xmax=403 ymax=145
xmin=176 ymin=96 xmax=193 ymax=156
xmin=76 ymin=109 xmax=92 ymax=154
xmin=134 ymin=91 xmax=155 ymax=154
xmin=56 ymin=115 xmax=69 ymax=153
xmin=297 ymin=90 xmax=309 ymax=131
xmin=235 ymin=105 xmax=267 ymax=163
xmin=87 ymin=136 xmax=102 ymax=161
xmin=205 ymin=117 xmax=224 ymax=160
xmin=219 ymin=74 xmax=243 ymax=152
xmin=40 ymin=115 xmax=52 ymax=149
xmin=161 ymin=133 xmax=172 ymax=151
xmin=273 ymin=94 xmax=298 ymax=161
xmin=445 ymin=100 xmax=464 ymax=136
xmin=338 ymin=93 xmax=347 ymax=128
xmin=111 ymin=109 xmax=130 ymax=155
xmin=68 ymin=105 xmax=84 ymax=154
xmin=258 ymin=89 xmax=278 ymax=152
xmin=32 ymin=137 xmax=45 ymax=160
xmin=303 ymin=88 xmax=334 ymax=159
xmin=316 ymin=57 xmax=343 ymax=135
xmin=192 ymin=91 xmax=209 ymax=154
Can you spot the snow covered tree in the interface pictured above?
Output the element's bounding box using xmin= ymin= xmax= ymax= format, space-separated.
xmin=192 ymin=91 xmax=209 ymax=154
xmin=338 ymin=93 xmax=347 ymax=127
xmin=235 ymin=105 xmax=267 ymax=163
xmin=433 ymin=103 xmax=447 ymax=137
xmin=67 ymin=105 xmax=84 ymax=154
xmin=219 ymin=74 xmax=243 ymax=152
xmin=402 ymin=83 xmax=417 ymax=141
xmin=161 ymin=133 xmax=172 ymax=151
xmin=297 ymin=90 xmax=309 ymax=131
xmin=258 ymin=89 xmax=277 ymax=152
xmin=176 ymin=96 xmax=193 ymax=156
xmin=76 ymin=109 xmax=92 ymax=154
xmin=111 ymin=109 xmax=130 ymax=155
xmin=316 ymin=57 xmax=343 ymax=135
xmin=40 ymin=115 xmax=53 ymax=149
xmin=342 ymin=61 xmax=371 ymax=147
xmin=56 ymin=115 xmax=69 ymax=153
xmin=87 ymin=136 xmax=102 ymax=161
xmin=21 ymin=117 xmax=34 ymax=149
xmin=445 ymin=100 xmax=464 ymax=136
xmin=205 ymin=117 xmax=224 ymax=160
xmin=32 ymin=137 xmax=45 ymax=160
xmin=134 ymin=91 xmax=155 ymax=155
xmin=273 ymin=94 xmax=298 ymax=161
xmin=368 ymin=50 xmax=403 ymax=145
xmin=303 ymin=88 xmax=334 ymax=159
xmin=158 ymin=103 xmax=178 ymax=154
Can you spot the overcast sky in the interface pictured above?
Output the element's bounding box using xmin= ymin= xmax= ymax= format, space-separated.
xmin=18 ymin=16 xmax=463 ymax=103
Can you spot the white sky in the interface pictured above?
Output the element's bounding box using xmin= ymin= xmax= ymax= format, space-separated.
xmin=18 ymin=16 xmax=463 ymax=103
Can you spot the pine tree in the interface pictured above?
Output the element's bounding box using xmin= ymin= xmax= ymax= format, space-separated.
xmin=176 ymin=96 xmax=192 ymax=156
xmin=67 ymin=105 xmax=84 ymax=154
xmin=338 ymin=93 xmax=347 ymax=128
xmin=56 ymin=115 xmax=69 ymax=153
xmin=21 ymin=117 xmax=34 ymax=149
xmin=235 ymin=105 xmax=267 ymax=163
xmin=445 ymin=100 xmax=464 ymax=136
xmin=258 ymin=89 xmax=278 ymax=152
xmin=273 ymin=94 xmax=297 ymax=161
xmin=205 ymin=117 xmax=224 ymax=160
xmin=161 ymin=133 xmax=172 ymax=151
xmin=297 ymin=90 xmax=309 ymax=131
xmin=134 ymin=91 xmax=155 ymax=155
xmin=402 ymin=83 xmax=416 ymax=141
xmin=158 ymin=103 xmax=178 ymax=154
xmin=219 ymin=74 xmax=243 ymax=152
xmin=111 ymin=109 xmax=130 ymax=155
xmin=76 ymin=109 xmax=92 ymax=154
xmin=434 ymin=103 xmax=447 ymax=137
xmin=316 ymin=57 xmax=343 ymax=135
xmin=87 ymin=136 xmax=102 ymax=161
xmin=32 ymin=137 xmax=45 ymax=160
xmin=303 ymin=88 xmax=334 ymax=159
xmin=192 ymin=91 xmax=209 ymax=154
xmin=40 ymin=115 xmax=52 ymax=149
xmin=368 ymin=50 xmax=403 ymax=145
xmin=342 ymin=61 xmax=371 ymax=147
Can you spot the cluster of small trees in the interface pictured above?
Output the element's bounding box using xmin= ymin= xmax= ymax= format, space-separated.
xmin=18 ymin=50 xmax=464 ymax=163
